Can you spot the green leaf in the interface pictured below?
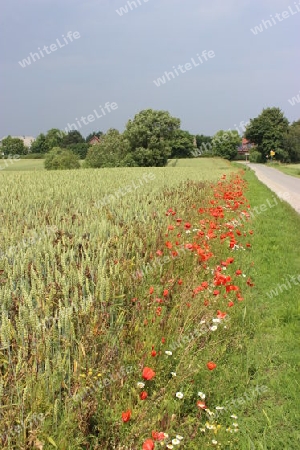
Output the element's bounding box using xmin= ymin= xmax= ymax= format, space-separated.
xmin=47 ymin=437 xmax=58 ymax=448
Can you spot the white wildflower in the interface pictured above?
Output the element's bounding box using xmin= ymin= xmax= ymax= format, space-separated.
xmin=198 ymin=391 xmax=206 ymax=400
xmin=176 ymin=392 xmax=184 ymax=399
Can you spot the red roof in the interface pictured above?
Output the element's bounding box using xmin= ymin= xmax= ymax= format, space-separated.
xmin=89 ymin=136 xmax=101 ymax=145
xmin=242 ymin=138 xmax=251 ymax=145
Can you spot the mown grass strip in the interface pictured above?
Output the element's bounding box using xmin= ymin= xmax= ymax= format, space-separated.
xmin=216 ymin=167 xmax=300 ymax=449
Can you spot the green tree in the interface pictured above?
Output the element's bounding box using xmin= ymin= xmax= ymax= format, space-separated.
xmin=212 ymin=130 xmax=241 ymax=160
xmin=30 ymin=133 xmax=49 ymax=154
xmin=282 ymin=120 xmax=300 ymax=163
xmin=170 ymin=130 xmax=195 ymax=158
xmin=124 ymin=109 xmax=180 ymax=166
xmin=1 ymin=136 xmax=26 ymax=156
xmin=86 ymin=131 xmax=103 ymax=143
xmin=195 ymin=134 xmax=212 ymax=150
xmin=84 ymin=129 xmax=130 ymax=168
xmin=61 ymin=130 xmax=85 ymax=147
xmin=30 ymin=129 xmax=66 ymax=154
xmin=245 ymin=107 xmax=289 ymax=161
xmin=66 ymin=143 xmax=90 ymax=159
xmin=44 ymin=147 xmax=80 ymax=170
xmin=46 ymin=128 xmax=65 ymax=149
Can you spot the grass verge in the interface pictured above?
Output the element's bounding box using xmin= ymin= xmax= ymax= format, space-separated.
xmin=266 ymin=162 xmax=300 ymax=178
xmin=220 ymin=167 xmax=300 ymax=449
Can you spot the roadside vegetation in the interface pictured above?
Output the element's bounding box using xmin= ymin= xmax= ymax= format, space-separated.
xmin=266 ymin=162 xmax=300 ymax=178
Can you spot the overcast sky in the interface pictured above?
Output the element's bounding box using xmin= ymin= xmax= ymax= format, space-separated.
xmin=1 ymin=0 xmax=299 ymax=138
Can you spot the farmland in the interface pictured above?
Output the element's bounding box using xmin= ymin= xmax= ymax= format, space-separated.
xmin=0 ymin=158 xmax=299 ymax=449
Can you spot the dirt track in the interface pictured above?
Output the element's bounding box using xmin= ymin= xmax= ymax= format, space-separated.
xmin=246 ymin=163 xmax=300 ymax=214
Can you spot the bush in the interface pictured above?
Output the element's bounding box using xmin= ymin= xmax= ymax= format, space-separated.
xmin=249 ymin=151 xmax=262 ymax=163
xmin=84 ymin=130 xmax=130 ymax=168
xmin=44 ymin=147 xmax=80 ymax=170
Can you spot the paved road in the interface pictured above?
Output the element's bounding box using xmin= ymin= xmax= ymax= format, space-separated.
xmin=246 ymin=163 xmax=300 ymax=214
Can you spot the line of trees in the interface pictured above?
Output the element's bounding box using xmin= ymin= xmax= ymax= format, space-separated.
xmin=2 ymin=107 xmax=299 ymax=169
xmin=244 ymin=107 xmax=300 ymax=163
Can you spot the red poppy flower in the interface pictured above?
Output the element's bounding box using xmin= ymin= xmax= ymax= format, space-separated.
xmin=235 ymin=269 xmax=242 ymax=275
xmin=149 ymin=287 xmax=154 ymax=295
xmin=247 ymin=278 xmax=254 ymax=287
xmin=165 ymin=241 xmax=172 ymax=249
xmin=167 ymin=225 xmax=174 ymax=230
xmin=140 ymin=391 xmax=148 ymax=400
xmin=121 ymin=409 xmax=131 ymax=422
xmin=184 ymin=222 xmax=191 ymax=229
xmin=207 ymin=362 xmax=217 ymax=371
xmin=152 ymin=431 xmax=165 ymax=441
xmin=217 ymin=310 xmax=227 ymax=319
xmin=142 ymin=367 xmax=156 ymax=380
xmin=142 ymin=439 xmax=155 ymax=450
xmin=163 ymin=289 xmax=169 ymax=297
xmin=156 ymin=250 xmax=163 ymax=256
xmin=213 ymin=290 xmax=220 ymax=296
xmin=151 ymin=350 xmax=157 ymax=357
xmin=197 ymin=400 xmax=207 ymax=409
xmin=226 ymin=285 xmax=239 ymax=292
xmin=228 ymin=301 xmax=234 ymax=307
xmin=178 ymin=279 xmax=183 ymax=285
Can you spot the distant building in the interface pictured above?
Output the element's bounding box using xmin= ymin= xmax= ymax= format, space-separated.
xmin=88 ymin=136 xmax=101 ymax=145
xmin=237 ymin=138 xmax=255 ymax=154
xmin=0 ymin=135 xmax=35 ymax=148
